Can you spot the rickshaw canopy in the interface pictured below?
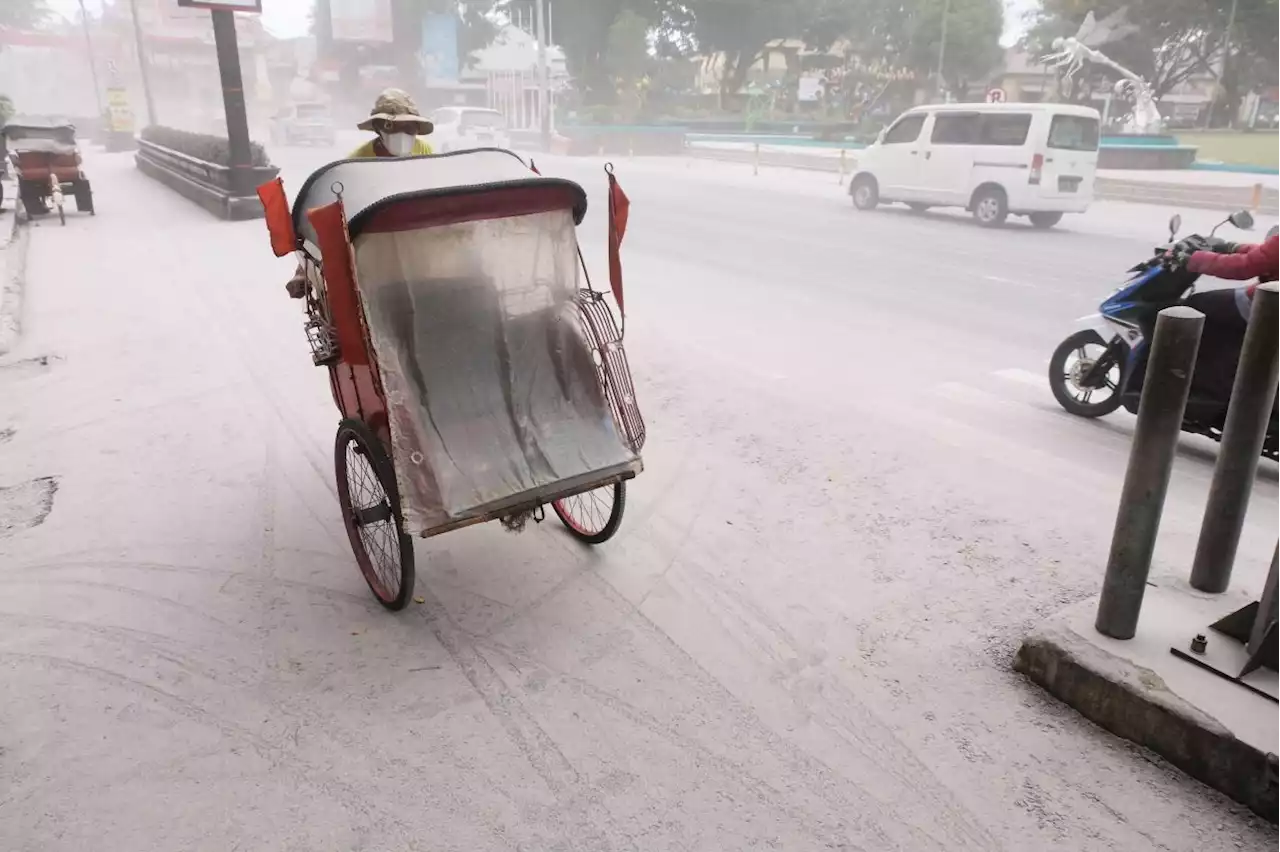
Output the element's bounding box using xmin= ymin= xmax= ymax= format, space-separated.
xmin=290 ymin=147 xmax=587 ymax=254
xmin=3 ymin=116 xmax=78 ymax=154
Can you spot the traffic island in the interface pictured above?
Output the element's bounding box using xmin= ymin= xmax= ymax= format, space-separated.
xmin=134 ymin=129 xmax=277 ymax=221
xmin=1015 ymin=582 xmax=1277 ymax=821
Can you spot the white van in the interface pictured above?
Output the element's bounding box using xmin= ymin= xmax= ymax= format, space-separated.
xmin=849 ymin=102 xmax=1101 ymax=228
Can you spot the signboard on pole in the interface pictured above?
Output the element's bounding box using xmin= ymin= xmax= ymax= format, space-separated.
xmin=986 ymin=87 xmax=1007 ymax=103
xmin=330 ymin=0 xmax=393 ymax=43
xmin=106 ymin=86 xmax=135 ymax=132
xmin=421 ymin=13 xmax=459 ymax=84
xmin=176 ymin=0 xmax=262 ymax=11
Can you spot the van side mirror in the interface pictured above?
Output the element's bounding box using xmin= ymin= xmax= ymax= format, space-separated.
xmin=1229 ymin=209 xmax=1255 ymax=230
xmin=1167 ymin=214 xmax=1181 ymax=241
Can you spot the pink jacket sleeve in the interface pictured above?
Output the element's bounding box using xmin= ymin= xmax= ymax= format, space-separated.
xmin=1187 ymin=235 xmax=1279 ymax=282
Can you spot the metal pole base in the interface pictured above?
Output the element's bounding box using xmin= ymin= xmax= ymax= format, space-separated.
xmin=1097 ymin=306 xmax=1204 ymax=639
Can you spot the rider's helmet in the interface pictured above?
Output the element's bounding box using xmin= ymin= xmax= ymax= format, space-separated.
xmin=357 ymin=88 xmax=433 ymax=156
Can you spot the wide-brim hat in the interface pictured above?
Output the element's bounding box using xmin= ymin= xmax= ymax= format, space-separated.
xmin=357 ymin=88 xmax=433 ymax=134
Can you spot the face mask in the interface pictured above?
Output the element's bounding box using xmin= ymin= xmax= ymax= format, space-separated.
xmin=380 ymin=131 xmax=415 ymax=156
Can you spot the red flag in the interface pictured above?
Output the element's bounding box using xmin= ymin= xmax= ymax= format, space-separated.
xmin=529 ymin=158 xmax=541 ymax=175
xmin=607 ymin=167 xmax=630 ymax=316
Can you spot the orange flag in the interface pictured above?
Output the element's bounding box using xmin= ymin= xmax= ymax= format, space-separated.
xmin=257 ymin=177 xmax=296 ymax=257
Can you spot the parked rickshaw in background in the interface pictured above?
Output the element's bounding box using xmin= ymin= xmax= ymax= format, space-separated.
xmin=3 ymin=116 xmax=95 ymax=224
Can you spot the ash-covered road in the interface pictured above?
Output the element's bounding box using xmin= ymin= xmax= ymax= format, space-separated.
xmin=0 ymin=141 xmax=1275 ymax=851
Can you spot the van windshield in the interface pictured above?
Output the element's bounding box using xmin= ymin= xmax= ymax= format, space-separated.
xmin=1048 ymin=115 xmax=1100 ymax=151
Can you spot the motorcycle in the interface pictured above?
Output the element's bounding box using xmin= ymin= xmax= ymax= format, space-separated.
xmin=1048 ymin=210 xmax=1278 ymax=461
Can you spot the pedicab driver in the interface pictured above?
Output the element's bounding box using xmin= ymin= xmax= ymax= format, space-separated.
xmin=286 ymin=88 xmax=434 ymax=297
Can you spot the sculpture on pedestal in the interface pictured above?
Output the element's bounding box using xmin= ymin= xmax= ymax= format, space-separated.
xmin=1042 ymin=8 xmax=1164 ymax=134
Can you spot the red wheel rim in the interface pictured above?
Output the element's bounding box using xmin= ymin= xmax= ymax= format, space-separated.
xmin=554 ymin=486 xmax=616 ymax=537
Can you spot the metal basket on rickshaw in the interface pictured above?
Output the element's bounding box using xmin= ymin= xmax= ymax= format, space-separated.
xmin=258 ymin=148 xmax=645 ymax=611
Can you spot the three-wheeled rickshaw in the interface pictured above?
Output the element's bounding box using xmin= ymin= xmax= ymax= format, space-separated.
xmin=3 ymin=116 xmax=95 ymax=224
xmin=258 ymin=148 xmax=645 ymax=610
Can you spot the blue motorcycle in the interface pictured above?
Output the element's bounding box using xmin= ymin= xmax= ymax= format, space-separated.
xmin=1048 ymin=210 xmax=1278 ymax=461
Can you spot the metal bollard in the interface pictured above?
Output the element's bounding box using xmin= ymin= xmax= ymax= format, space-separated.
xmin=1097 ymin=306 xmax=1204 ymax=639
xmin=753 ymin=142 xmax=760 ymax=176
xmin=839 ymin=148 xmax=847 ymax=185
xmin=1190 ymin=283 xmax=1279 ymax=593
xmin=1251 ymin=182 xmax=1263 ymax=212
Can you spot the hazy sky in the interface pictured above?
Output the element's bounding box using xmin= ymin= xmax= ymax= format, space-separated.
xmin=49 ymin=0 xmax=1039 ymax=47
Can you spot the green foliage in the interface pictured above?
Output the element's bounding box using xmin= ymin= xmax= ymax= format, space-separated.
xmin=141 ymin=126 xmax=271 ymax=167
xmin=0 ymin=0 xmax=47 ymax=30
xmin=0 ymin=95 xmax=15 ymax=125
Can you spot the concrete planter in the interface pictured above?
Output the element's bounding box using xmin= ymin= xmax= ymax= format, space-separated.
xmin=134 ymin=139 xmax=278 ymax=220
xmin=557 ymin=127 xmax=688 ymax=156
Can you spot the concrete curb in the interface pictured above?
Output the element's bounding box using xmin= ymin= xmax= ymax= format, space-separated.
xmin=687 ymin=147 xmax=1280 ymax=215
xmin=0 ymin=197 xmax=30 ymax=357
xmin=134 ymin=151 xmax=267 ymax=221
xmin=1015 ymin=623 xmax=1278 ymax=822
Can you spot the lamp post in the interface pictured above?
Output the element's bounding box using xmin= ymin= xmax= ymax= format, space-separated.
xmin=127 ymin=0 xmax=159 ymax=125
xmin=1204 ymin=0 xmax=1240 ymax=128
xmin=76 ymin=0 xmax=105 ymax=117
xmin=935 ymin=0 xmax=951 ymax=101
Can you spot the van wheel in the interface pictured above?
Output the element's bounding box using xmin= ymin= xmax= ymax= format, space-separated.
xmin=1029 ymin=212 xmax=1063 ymax=229
xmin=851 ymin=175 xmax=879 ymax=210
xmin=972 ymin=187 xmax=1008 ymax=228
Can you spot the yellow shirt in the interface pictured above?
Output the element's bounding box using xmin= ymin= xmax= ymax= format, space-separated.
xmin=349 ymin=136 xmax=434 ymax=158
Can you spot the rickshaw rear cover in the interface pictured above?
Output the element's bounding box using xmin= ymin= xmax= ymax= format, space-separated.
xmin=343 ymin=167 xmax=639 ymax=535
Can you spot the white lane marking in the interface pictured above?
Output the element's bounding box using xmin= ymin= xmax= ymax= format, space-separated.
xmin=993 ymin=368 xmax=1047 ymax=389
xmin=982 ymin=274 xmax=1037 ymax=288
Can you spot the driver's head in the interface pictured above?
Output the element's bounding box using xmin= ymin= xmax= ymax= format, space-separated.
xmin=357 ymin=88 xmax=433 ymax=156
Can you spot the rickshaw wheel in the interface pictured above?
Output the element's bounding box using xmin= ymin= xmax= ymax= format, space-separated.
xmin=552 ymin=482 xmax=626 ymax=545
xmin=334 ymin=418 xmax=416 ymax=611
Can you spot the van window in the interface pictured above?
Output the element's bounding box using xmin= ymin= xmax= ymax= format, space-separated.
xmin=978 ymin=113 xmax=1031 ymax=145
xmin=883 ymin=114 xmax=925 ymax=144
xmin=1048 ymin=114 xmax=1100 ymax=151
xmin=931 ymin=113 xmax=980 ymax=144
xmin=461 ymin=111 xmax=506 ymax=130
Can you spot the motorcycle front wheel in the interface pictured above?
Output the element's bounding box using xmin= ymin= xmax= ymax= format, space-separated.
xmin=1050 ymin=330 xmax=1124 ymax=418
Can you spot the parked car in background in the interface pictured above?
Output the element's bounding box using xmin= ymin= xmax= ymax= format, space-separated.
xmin=269 ymin=102 xmax=336 ymax=147
xmin=429 ymin=107 xmax=511 ymax=152
xmin=849 ymin=102 xmax=1101 ymax=229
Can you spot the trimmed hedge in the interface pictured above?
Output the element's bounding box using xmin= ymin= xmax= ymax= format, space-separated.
xmin=141 ymin=125 xmax=270 ymax=167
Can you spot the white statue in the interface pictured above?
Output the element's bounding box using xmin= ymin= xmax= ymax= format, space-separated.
xmin=1042 ymin=8 xmax=1164 ymax=134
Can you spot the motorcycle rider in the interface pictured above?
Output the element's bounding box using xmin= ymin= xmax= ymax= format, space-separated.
xmin=286 ymin=89 xmax=434 ymax=297
xmin=1168 ymin=231 xmax=1279 ymax=402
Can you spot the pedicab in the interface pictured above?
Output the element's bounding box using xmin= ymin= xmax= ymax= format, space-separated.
xmin=3 ymin=116 xmax=95 ymax=224
xmin=258 ymin=148 xmax=645 ymax=610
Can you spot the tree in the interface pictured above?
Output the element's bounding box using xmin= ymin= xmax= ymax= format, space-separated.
xmin=0 ymin=0 xmax=48 ymax=30
xmin=687 ymin=0 xmax=855 ymax=104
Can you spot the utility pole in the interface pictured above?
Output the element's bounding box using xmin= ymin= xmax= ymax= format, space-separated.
xmin=77 ymin=0 xmax=105 ymax=117
xmin=1205 ymin=0 xmax=1240 ymax=129
xmin=210 ymin=9 xmax=253 ymax=195
xmin=534 ymin=0 xmax=551 ymax=150
xmin=935 ymin=0 xmax=951 ymax=101
xmin=127 ymin=0 xmax=159 ymax=125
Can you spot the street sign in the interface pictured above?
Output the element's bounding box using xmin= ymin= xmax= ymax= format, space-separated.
xmin=986 ymin=88 xmax=1007 ymax=104
xmin=176 ymin=0 xmax=262 ymax=11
